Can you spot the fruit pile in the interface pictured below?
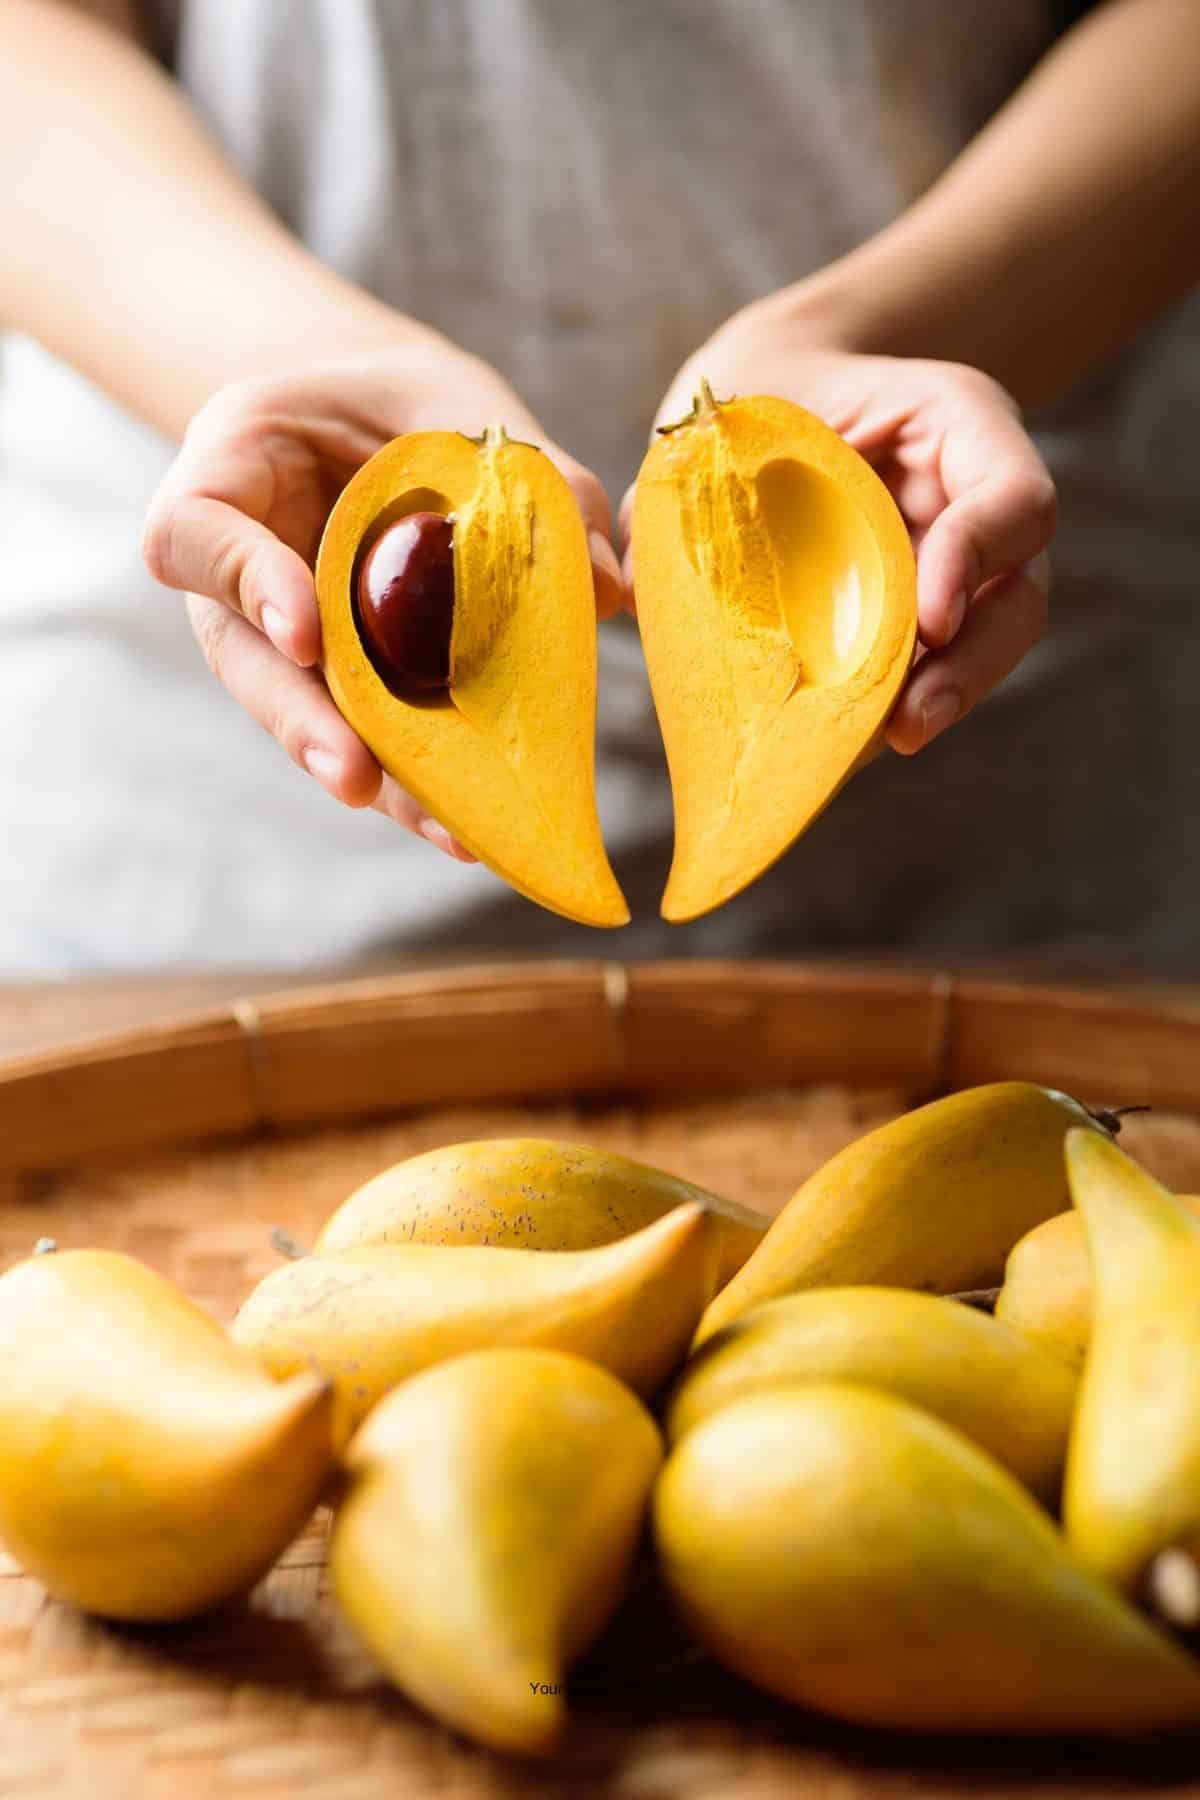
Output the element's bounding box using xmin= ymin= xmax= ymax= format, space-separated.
xmin=3 ymin=1082 xmax=1200 ymax=1759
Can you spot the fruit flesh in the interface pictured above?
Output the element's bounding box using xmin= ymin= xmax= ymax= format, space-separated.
xmin=355 ymin=511 xmax=455 ymax=693
xmin=632 ymin=389 xmax=916 ymax=921
xmin=316 ymin=429 xmax=628 ymax=927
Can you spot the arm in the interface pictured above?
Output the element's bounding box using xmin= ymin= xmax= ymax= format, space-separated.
xmin=778 ymin=0 xmax=1200 ymax=410
xmin=0 ymin=0 xmax=443 ymax=436
xmin=1 ymin=1 xmax=621 ymax=845
xmin=639 ymin=0 xmax=1199 ymax=753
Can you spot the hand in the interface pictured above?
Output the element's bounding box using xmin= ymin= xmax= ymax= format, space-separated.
xmin=143 ymin=340 xmax=624 ymax=856
xmin=622 ymin=302 xmax=1056 ymax=754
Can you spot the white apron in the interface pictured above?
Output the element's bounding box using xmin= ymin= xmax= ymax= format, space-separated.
xmin=1 ymin=0 xmax=1196 ymax=973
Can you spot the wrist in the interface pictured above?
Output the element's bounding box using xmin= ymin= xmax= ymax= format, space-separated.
xmin=747 ymin=256 xmax=899 ymax=357
xmin=733 ymin=209 xmax=958 ymax=363
xmin=176 ymin=278 xmax=472 ymax=442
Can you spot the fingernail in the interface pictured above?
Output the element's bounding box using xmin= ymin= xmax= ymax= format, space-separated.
xmin=262 ymin=604 xmax=297 ymax=660
xmin=920 ymin=690 xmax=962 ymax=741
xmin=302 ymin=746 xmax=341 ymax=789
xmin=946 ymin=589 xmax=967 ymax=639
xmin=419 ymin=818 xmax=456 ymax=856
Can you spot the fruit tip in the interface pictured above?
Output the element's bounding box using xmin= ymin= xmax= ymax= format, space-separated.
xmin=454 ymin=1661 xmax=568 ymax=1760
xmin=588 ymin=894 xmax=632 ymax=929
xmin=1065 ymin=1124 xmax=1113 ymax=1173
xmin=659 ymin=892 xmax=707 ymax=925
xmin=689 ymin=1300 xmax=724 ymax=1350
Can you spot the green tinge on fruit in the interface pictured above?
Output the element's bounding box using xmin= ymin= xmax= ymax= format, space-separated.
xmin=655 ymin=1382 xmax=1200 ymax=1735
xmin=665 ymin=1286 xmax=1077 ymax=1500
xmin=697 ymin=1082 xmax=1109 ymax=1342
xmin=1064 ymin=1130 xmax=1200 ymax=1594
xmin=330 ymin=1348 xmax=662 ymax=1758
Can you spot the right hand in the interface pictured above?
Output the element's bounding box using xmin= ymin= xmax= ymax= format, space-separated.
xmin=142 ymin=340 xmax=623 ymax=857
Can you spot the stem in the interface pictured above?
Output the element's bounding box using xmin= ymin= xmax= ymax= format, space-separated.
xmin=951 ymin=1287 xmax=1001 ymax=1314
xmin=482 ymin=421 xmax=510 ymax=451
xmin=1087 ymin=1104 xmax=1152 ymax=1137
xmin=1145 ymin=1547 xmax=1200 ymax=1632
xmin=655 ymin=376 xmax=729 ymax=437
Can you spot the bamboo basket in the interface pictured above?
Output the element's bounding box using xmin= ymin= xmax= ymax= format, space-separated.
xmin=1 ymin=958 xmax=1199 ymax=1800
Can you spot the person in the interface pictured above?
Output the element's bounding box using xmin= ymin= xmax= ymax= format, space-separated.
xmin=1 ymin=0 xmax=1197 ymax=976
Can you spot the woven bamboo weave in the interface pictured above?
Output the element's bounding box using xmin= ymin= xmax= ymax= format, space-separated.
xmin=1 ymin=962 xmax=1199 ymax=1799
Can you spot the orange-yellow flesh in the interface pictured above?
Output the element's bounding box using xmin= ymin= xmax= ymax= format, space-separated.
xmin=317 ymin=432 xmax=628 ymax=928
xmin=633 ymin=395 xmax=916 ymax=922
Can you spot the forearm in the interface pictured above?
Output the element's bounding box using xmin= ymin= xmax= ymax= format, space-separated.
xmin=775 ymin=0 xmax=1200 ymax=410
xmin=0 ymin=0 xmax=443 ymax=438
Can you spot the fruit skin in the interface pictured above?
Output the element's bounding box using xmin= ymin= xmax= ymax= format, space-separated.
xmin=696 ymin=1082 xmax=1110 ymax=1343
xmin=330 ymin=1348 xmax=661 ymax=1758
xmin=654 ymin=1383 xmax=1200 ymax=1734
xmin=314 ymin=1136 xmax=767 ymax=1288
xmin=632 ymin=384 xmax=916 ymax=922
xmin=233 ymin=1203 xmax=713 ymax=1446
xmin=1064 ymin=1131 xmax=1200 ymax=1593
xmin=316 ymin=426 xmax=628 ymax=928
xmin=997 ymin=1194 xmax=1200 ymax=1367
xmin=665 ymin=1286 xmax=1077 ymax=1500
xmin=0 ymin=1249 xmax=333 ymax=1621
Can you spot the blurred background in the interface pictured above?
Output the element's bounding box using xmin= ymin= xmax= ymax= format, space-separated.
xmin=1 ymin=0 xmax=1198 ymax=1036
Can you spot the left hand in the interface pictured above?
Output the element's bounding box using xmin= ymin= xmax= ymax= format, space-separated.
xmin=620 ymin=304 xmax=1056 ymax=754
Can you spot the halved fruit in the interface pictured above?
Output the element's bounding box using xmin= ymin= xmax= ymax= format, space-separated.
xmin=632 ymin=384 xmax=917 ymax=921
xmin=316 ymin=426 xmax=628 ymax=927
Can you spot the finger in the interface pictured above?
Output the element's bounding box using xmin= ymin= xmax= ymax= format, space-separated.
xmin=186 ymin=594 xmax=381 ymax=805
xmin=589 ymin=530 xmax=626 ymax=621
xmin=612 ymin=484 xmax=642 ymax=615
xmin=886 ymin=555 xmax=1050 ymax=755
xmin=370 ymin=779 xmax=478 ymax=862
xmin=145 ymin=492 xmax=321 ymax=667
xmin=917 ymin=412 xmax=1056 ymax=649
xmin=542 ymin=446 xmax=629 ymax=619
xmin=616 ymin=481 xmax=638 ymax=563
